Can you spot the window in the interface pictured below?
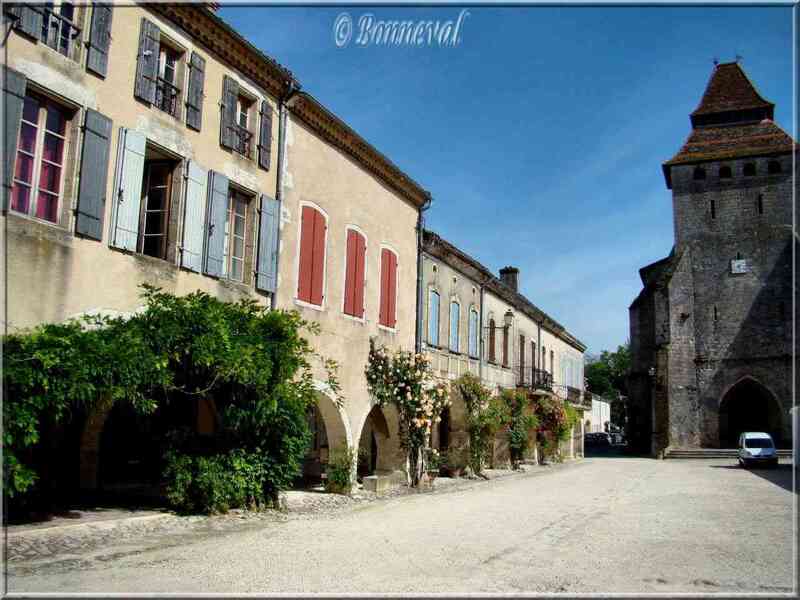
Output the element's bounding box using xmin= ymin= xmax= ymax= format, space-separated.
xmin=138 ymin=161 xmax=173 ymax=259
xmin=518 ymin=335 xmax=526 ymax=384
xmin=379 ymin=248 xmax=398 ymax=328
xmin=41 ymin=2 xmax=81 ymax=58
xmin=743 ymin=163 xmax=756 ymax=177
xmin=542 ymin=347 xmax=546 ymax=372
xmin=693 ymin=167 xmax=706 ymax=181
xmin=768 ymin=160 xmax=781 ymax=174
xmin=719 ymin=166 xmax=732 ymax=179
xmin=710 ymin=199 xmax=716 ymax=219
xmin=531 ymin=341 xmax=536 ymax=380
xmin=502 ymin=323 xmax=509 ymax=367
xmin=757 ymin=194 xmax=764 ymax=215
xmin=428 ymin=290 xmax=440 ymax=346
xmin=468 ymin=307 xmax=479 ymax=358
xmin=297 ymin=205 xmax=326 ymax=305
xmin=449 ymin=301 xmax=460 ymax=352
xmin=155 ymin=43 xmax=182 ymax=117
xmin=234 ymin=94 xmax=254 ymax=158
xmin=11 ymin=92 xmax=70 ymax=224
xmin=222 ymin=188 xmax=248 ymax=282
xmin=488 ymin=319 xmax=496 ymax=363
xmin=343 ymin=229 xmax=366 ymax=318
xmin=550 ymin=350 xmax=554 ymax=376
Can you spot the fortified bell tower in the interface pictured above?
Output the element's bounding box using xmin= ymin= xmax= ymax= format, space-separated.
xmin=629 ymin=62 xmax=795 ymax=454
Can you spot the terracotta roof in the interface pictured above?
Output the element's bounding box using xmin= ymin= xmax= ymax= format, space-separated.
xmin=664 ymin=119 xmax=794 ymax=167
xmin=691 ymin=62 xmax=773 ymax=118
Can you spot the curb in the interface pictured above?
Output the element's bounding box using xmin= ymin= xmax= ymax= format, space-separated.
xmin=6 ymin=512 xmax=174 ymax=540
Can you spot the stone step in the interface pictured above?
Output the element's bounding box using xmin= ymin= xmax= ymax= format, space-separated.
xmin=665 ymin=448 xmax=792 ymax=459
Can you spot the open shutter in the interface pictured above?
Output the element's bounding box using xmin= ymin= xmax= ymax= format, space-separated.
xmin=257 ymin=101 xmax=272 ymax=170
xmin=379 ymin=250 xmax=389 ymax=326
xmin=86 ymin=4 xmax=113 ymax=77
xmin=297 ymin=206 xmax=315 ymax=302
xmin=7 ymin=4 xmax=43 ymax=39
xmin=220 ymin=76 xmax=238 ymax=149
xmin=180 ymin=160 xmax=208 ymax=272
xmin=353 ymin=233 xmax=366 ymax=318
xmin=255 ymin=194 xmax=280 ymax=293
xmin=203 ymin=170 xmax=229 ymax=277
xmin=310 ymin=209 xmax=326 ymax=305
xmin=75 ymin=110 xmax=112 ymax=240
xmin=3 ymin=66 xmax=26 ymax=212
xmin=185 ymin=52 xmax=206 ymax=131
xmin=111 ymin=129 xmax=146 ymax=251
xmin=343 ymin=230 xmax=357 ymax=315
xmin=134 ymin=18 xmax=160 ymax=104
xmin=386 ymin=251 xmax=397 ymax=328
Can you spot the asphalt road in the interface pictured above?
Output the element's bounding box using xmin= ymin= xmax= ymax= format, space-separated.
xmin=7 ymin=456 xmax=795 ymax=594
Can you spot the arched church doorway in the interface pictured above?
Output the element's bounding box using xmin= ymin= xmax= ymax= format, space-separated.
xmin=718 ymin=378 xmax=783 ymax=448
xmin=357 ymin=405 xmax=391 ymax=480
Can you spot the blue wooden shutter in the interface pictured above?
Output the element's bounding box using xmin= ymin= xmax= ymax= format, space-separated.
xmin=185 ymin=52 xmax=205 ymax=131
xmin=86 ymin=4 xmax=113 ymax=78
xmin=203 ymin=170 xmax=229 ymax=277
xmin=449 ymin=301 xmax=460 ymax=352
xmin=257 ymin=101 xmax=272 ymax=170
xmin=428 ymin=290 xmax=440 ymax=346
xmin=75 ymin=109 xmax=112 ymax=240
xmin=134 ymin=18 xmax=160 ymax=104
xmin=111 ymin=128 xmax=146 ymax=251
xmin=3 ymin=66 xmax=26 ymax=211
xmin=256 ymin=194 xmax=280 ymax=293
xmin=7 ymin=4 xmax=43 ymax=39
xmin=180 ymin=160 xmax=207 ymax=272
xmin=219 ymin=76 xmax=238 ymax=149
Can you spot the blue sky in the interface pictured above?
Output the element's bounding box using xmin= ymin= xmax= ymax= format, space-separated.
xmin=219 ymin=5 xmax=793 ymax=354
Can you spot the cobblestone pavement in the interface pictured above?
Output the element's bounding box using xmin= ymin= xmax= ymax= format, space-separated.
xmin=6 ymin=458 xmax=795 ymax=594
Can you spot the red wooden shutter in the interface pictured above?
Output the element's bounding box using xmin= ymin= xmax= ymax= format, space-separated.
xmin=297 ymin=206 xmax=315 ymax=302
xmin=387 ymin=251 xmax=397 ymax=327
xmin=310 ymin=209 xmax=326 ymax=305
xmin=353 ymin=233 xmax=366 ymax=317
xmin=343 ymin=230 xmax=356 ymax=315
xmin=379 ymin=250 xmax=389 ymax=325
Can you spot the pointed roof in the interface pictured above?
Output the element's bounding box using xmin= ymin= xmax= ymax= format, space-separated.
xmin=691 ymin=61 xmax=774 ymax=119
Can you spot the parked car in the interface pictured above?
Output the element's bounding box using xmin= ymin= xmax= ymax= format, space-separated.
xmin=610 ymin=432 xmax=625 ymax=445
xmin=738 ymin=432 xmax=778 ymax=468
xmin=584 ymin=432 xmax=611 ymax=447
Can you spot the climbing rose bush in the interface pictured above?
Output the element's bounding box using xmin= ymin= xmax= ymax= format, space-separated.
xmin=365 ymin=340 xmax=449 ymax=486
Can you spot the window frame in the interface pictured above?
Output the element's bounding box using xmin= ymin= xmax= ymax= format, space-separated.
xmin=294 ymin=201 xmax=329 ymax=310
xmin=341 ymin=224 xmax=368 ymax=321
xmin=467 ymin=305 xmax=479 ymax=359
xmin=378 ymin=245 xmax=399 ymax=331
xmin=487 ymin=316 xmax=497 ymax=364
xmin=448 ymin=298 xmax=461 ymax=354
xmin=233 ymin=92 xmax=256 ymax=159
xmin=221 ymin=186 xmax=250 ymax=283
xmin=427 ymin=288 xmax=441 ymax=347
xmin=154 ymin=38 xmax=184 ymax=119
xmin=137 ymin=159 xmax=174 ymax=260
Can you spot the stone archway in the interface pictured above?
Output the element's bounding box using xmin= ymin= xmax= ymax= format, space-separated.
xmin=356 ymin=403 xmax=405 ymax=482
xmin=718 ymin=377 xmax=783 ymax=448
xmin=302 ymin=389 xmax=352 ymax=484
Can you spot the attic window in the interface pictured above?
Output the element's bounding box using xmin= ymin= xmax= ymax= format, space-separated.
xmin=719 ymin=166 xmax=732 ymax=179
xmin=768 ymin=160 xmax=781 ymax=174
xmin=743 ymin=163 xmax=756 ymax=177
xmin=693 ymin=167 xmax=706 ymax=181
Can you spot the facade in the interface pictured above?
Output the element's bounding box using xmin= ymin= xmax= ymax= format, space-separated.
xmin=628 ymin=62 xmax=796 ymax=455
xmin=421 ymin=230 xmax=589 ymax=468
xmin=586 ymin=395 xmax=611 ymax=433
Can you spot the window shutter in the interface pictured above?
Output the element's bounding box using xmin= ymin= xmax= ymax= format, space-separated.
xmin=256 ymin=194 xmax=280 ymax=293
xmin=203 ymin=170 xmax=229 ymax=277
xmin=86 ymin=4 xmax=113 ymax=78
xmin=134 ymin=18 xmax=160 ymax=104
xmin=180 ymin=160 xmax=208 ymax=272
xmin=297 ymin=206 xmax=315 ymax=302
xmin=220 ymin=76 xmax=238 ymax=149
xmin=386 ymin=251 xmax=397 ymax=328
xmin=110 ymin=129 xmax=146 ymax=251
xmin=2 ymin=66 xmax=26 ymax=212
xmin=257 ymin=101 xmax=273 ymax=170
xmin=185 ymin=52 xmax=206 ymax=131
xmin=378 ymin=250 xmax=389 ymax=325
xmin=343 ymin=230 xmax=357 ymax=315
xmin=354 ymin=233 xmax=366 ymax=317
xmin=310 ymin=209 xmax=326 ymax=305
xmin=75 ymin=110 xmax=112 ymax=240
xmin=8 ymin=4 xmax=43 ymax=39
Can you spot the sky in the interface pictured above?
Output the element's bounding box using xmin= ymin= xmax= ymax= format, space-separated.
xmin=219 ymin=5 xmax=793 ymax=355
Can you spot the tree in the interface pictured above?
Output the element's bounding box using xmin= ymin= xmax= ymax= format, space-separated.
xmin=585 ymin=342 xmax=630 ymax=427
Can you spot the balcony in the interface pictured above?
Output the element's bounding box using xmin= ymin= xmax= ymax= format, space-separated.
xmin=532 ymin=369 xmax=553 ymax=392
xmin=229 ymin=125 xmax=253 ymax=159
xmin=41 ymin=7 xmax=81 ymax=60
xmin=155 ymin=78 xmax=181 ymax=118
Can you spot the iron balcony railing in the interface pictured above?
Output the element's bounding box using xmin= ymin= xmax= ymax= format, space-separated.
xmin=155 ymin=77 xmax=181 ymax=117
xmin=229 ymin=125 xmax=253 ymax=158
xmin=514 ymin=366 xmax=553 ymax=391
xmin=41 ymin=7 xmax=81 ymax=59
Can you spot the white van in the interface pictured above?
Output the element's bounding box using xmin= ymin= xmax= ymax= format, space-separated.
xmin=738 ymin=432 xmax=778 ymax=468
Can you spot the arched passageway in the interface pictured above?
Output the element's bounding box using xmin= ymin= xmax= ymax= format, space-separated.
xmin=357 ymin=405 xmax=391 ymax=480
xmin=719 ymin=378 xmax=783 ymax=448
xmin=300 ymin=391 xmax=350 ymax=485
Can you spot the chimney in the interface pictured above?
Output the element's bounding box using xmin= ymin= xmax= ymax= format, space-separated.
xmin=499 ymin=266 xmax=519 ymax=292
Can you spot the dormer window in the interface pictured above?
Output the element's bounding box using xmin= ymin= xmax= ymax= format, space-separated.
xmin=743 ymin=163 xmax=756 ymax=177
xmin=768 ymin=160 xmax=781 ymax=174
xmin=693 ymin=167 xmax=706 ymax=181
xmin=719 ymin=166 xmax=732 ymax=179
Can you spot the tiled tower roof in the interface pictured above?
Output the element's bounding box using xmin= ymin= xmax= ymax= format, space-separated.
xmin=662 ymin=62 xmax=794 ymax=188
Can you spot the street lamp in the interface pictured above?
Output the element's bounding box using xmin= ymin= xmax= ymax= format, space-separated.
xmin=483 ymin=309 xmax=514 ymax=330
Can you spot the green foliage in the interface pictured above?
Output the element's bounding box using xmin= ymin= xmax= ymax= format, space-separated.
xmin=585 ymin=343 xmax=630 ymax=398
xmin=325 ymin=444 xmax=358 ymax=494
xmin=4 ymin=285 xmax=330 ymax=509
xmin=365 ymin=341 xmax=449 ymax=486
xmin=502 ymin=389 xmax=538 ymax=468
xmin=531 ymin=394 xmax=570 ymax=459
xmin=455 ymin=373 xmax=509 ymax=475
xmin=163 ymin=448 xmax=267 ymax=514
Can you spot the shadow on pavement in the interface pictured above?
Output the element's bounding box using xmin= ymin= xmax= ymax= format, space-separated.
xmin=709 ymin=463 xmax=794 ymax=493
xmin=584 ymin=445 xmax=645 ymax=459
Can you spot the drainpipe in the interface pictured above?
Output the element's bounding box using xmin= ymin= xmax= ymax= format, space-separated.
xmin=271 ymin=79 xmax=299 ymax=310
xmin=414 ymin=195 xmax=432 ymax=353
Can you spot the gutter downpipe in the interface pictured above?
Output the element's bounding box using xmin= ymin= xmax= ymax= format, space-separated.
xmin=271 ymin=79 xmax=299 ymax=310
xmin=415 ymin=195 xmax=433 ymax=353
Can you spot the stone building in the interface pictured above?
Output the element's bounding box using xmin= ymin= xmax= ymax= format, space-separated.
xmin=628 ymin=62 xmax=796 ymax=455
xmin=421 ymin=230 xmax=589 ymax=469
xmin=2 ymin=4 xmax=427 ymax=494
